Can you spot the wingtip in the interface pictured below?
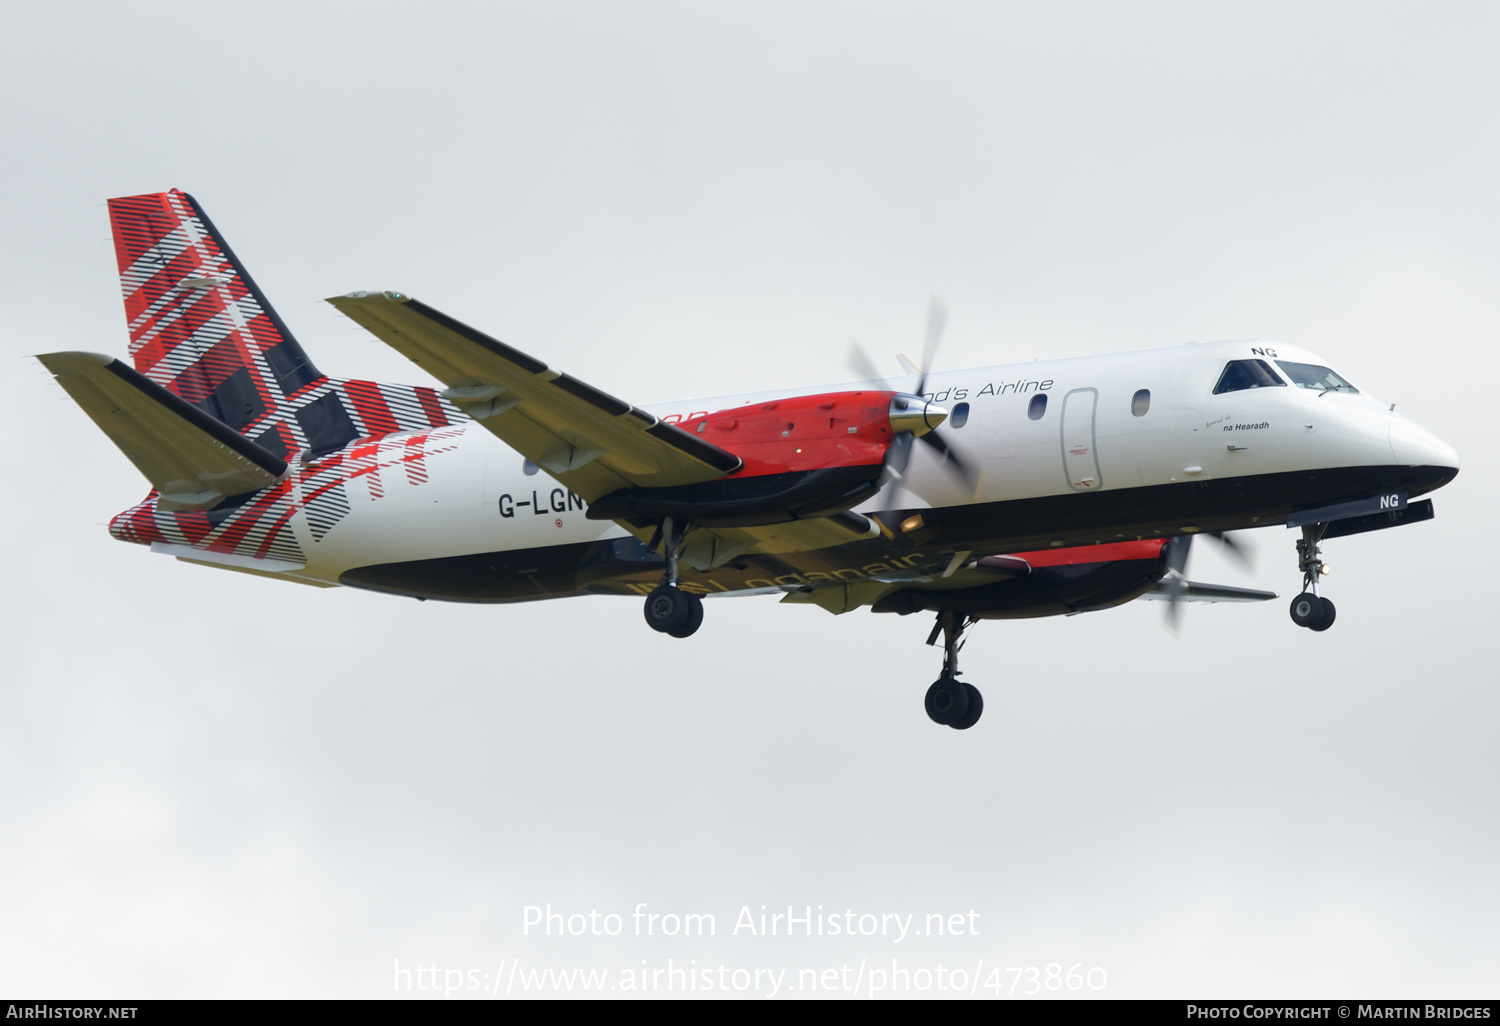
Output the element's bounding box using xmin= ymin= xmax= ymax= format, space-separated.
xmin=36 ymin=351 xmax=115 ymax=373
xmin=326 ymin=290 xmax=411 ymax=304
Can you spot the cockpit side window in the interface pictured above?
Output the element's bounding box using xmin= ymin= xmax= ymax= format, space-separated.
xmin=1212 ymin=359 xmax=1285 ymax=395
xmin=1275 ymin=360 xmax=1359 ymax=394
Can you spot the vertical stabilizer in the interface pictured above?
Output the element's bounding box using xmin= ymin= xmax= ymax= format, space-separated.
xmin=105 ymin=190 xmax=458 ymax=462
xmin=108 ymin=190 xmax=322 ymax=444
xmin=76 ymin=190 xmax=465 ymax=563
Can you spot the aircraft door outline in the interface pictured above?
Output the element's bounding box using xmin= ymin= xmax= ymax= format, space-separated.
xmin=1061 ymin=387 xmax=1102 ymax=491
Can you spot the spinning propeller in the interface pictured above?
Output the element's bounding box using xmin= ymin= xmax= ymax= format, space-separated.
xmin=847 ymin=294 xmax=978 ymax=508
xmin=1160 ymin=530 xmax=1256 ymax=632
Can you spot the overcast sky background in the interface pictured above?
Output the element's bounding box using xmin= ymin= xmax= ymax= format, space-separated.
xmin=2 ymin=1 xmax=1496 ymax=999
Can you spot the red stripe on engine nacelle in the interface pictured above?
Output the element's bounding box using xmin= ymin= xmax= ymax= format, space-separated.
xmin=1009 ymin=538 xmax=1169 ymax=567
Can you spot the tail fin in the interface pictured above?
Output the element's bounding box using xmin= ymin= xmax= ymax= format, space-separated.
xmin=109 ymin=189 xmax=322 ymax=446
xmin=48 ymin=190 xmax=466 ymax=565
xmin=106 ymin=190 xmax=457 ymax=460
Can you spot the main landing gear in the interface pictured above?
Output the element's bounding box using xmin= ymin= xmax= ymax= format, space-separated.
xmin=924 ymin=610 xmax=983 ymax=730
xmin=642 ymin=516 xmax=704 ymax=639
xmin=1289 ymin=524 xmax=1336 ymax=632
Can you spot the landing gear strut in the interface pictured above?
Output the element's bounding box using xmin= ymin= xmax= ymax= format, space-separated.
xmin=643 ymin=516 xmax=704 ymax=638
xmin=924 ymin=610 xmax=983 ymax=730
xmin=1289 ymin=524 xmax=1337 ymax=632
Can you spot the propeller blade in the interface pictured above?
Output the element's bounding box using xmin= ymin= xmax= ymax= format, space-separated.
xmin=1161 ymin=535 xmax=1192 ymax=633
xmin=1207 ymin=529 xmax=1255 ymax=570
xmin=852 ymin=297 xmax=979 ymax=512
xmin=879 ymin=430 xmax=915 ymax=511
xmin=846 ymin=338 xmax=893 ymax=390
xmin=1165 ymin=535 xmax=1192 ymax=576
xmin=881 ymin=430 xmax=914 ymax=486
xmin=917 ymin=431 xmax=978 ymax=493
xmin=916 ymin=293 xmax=949 ymax=397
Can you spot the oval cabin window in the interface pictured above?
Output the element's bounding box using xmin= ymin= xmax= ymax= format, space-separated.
xmin=950 ymin=402 xmax=970 ymax=428
xmin=1028 ymin=394 xmax=1048 ymax=420
xmin=1132 ymin=389 xmax=1151 ymax=416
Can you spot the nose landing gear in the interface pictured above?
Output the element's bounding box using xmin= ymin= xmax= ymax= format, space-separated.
xmin=924 ymin=610 xmax=983 ymax=730
xmin=1289 ymin=524 xmax=1337 ymax=632
xmin=642 ymin=516 xmax=704 ymax=638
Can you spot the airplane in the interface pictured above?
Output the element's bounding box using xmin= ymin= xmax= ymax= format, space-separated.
xmin=39 ymin=190 xmax=1461 ymax=731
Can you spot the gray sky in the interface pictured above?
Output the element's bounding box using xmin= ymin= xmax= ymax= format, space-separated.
xmin=2 ymin=0 xmax=1496 ymax=999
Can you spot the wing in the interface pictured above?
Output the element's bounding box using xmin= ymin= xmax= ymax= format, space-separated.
xmin=776 ymin=547 xmax=1027 ymax=613
xmin=1138 ymin=581 xmax=1278 ymax=602
xmin=682 ymin=511 xmax=882 ymax=565
xmin=38 ymin=351 xmax=287 ymax=509
xmin=326 ymin=291 xmax=741 ymax=501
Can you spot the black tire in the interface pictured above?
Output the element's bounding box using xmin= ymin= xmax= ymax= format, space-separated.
xmin=924 ymin=676 xmax=970 ymax=726
xmin=949 ymin=684 xmax=984 ymax=731
xmin=1289 ymin=592 xmax=1326 ymax=629
xmin=644 ymin=585 xmax=691 ymax=633
xmin=1309 ymin=596 xmax=1337 ymax=632
xmin=667 ymin=593 xmax=705 ymax=638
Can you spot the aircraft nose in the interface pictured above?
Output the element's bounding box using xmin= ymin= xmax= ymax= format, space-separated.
xmin=889 ymin=395 xmax=948 ymax=436
xmin=1389 ymin=415 xmax=1460 ymax=474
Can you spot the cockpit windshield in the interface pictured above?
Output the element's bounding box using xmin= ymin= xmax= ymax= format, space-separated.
xmin=1212 ymin=359 xmax=1285 ymax=395
xmin=1275 ymin=361 xmax=1359 ymax=394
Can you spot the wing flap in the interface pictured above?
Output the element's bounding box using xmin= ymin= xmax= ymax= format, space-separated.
xmin=680 ymin=511 xmax=881 ymax=569
xmin=326 ymin=292 xmax=741 ymax=500
xmin=38 ymin=351 xmax=286 ymax=509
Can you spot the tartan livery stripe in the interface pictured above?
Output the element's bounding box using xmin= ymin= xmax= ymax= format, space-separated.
xmin=103 ymin=190 xmax=470 ymax=564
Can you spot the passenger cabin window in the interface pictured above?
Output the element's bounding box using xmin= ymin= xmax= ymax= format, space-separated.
xmin=1213 ymin=359 xmax=1285 ymax=395
xmin=1275 ymin=360 xmax=1359 ymax=394
xmin=1131 ymin=389 xmax=1151 ymax=416
xmin=1028 ymin=394 xmax=1048 ymax=420
xmin=949 ymin=402 xmax=970 ymax=428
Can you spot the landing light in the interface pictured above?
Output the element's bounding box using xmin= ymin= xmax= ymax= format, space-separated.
xmin=901 ymin=515 xmax=925 ymax=533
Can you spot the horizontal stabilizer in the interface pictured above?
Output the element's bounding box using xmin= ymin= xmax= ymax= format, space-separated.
xmin=148 ymin=541 xmax=331 ymax=588
xmin=38 ymin=351 xmax=287 ymax=509
xmin=1139 ymin=580 xmax=1278 ymax=603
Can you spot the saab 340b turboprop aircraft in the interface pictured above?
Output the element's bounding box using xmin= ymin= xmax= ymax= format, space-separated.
xmin=40 ymin=190 xmax=1460 ymax=731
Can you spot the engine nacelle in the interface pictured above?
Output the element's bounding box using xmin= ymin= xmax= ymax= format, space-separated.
xmin=587 ymin=390 xmax=948 ymax=527
xmin=872 ymin=540 xmax=1171 ymax=618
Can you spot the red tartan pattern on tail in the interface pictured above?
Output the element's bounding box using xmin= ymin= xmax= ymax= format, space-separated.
xmin=108 ymin=189 xmax=458 ymax=453
xmin=104 ymin=189 xmax=470 ymax=564
xmin=111 ymin=190 xmax=286 ymax=410
xmin=109 ymin=425 xmax=470 ymax=561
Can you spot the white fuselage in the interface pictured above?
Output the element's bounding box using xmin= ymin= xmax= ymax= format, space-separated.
xmin=257 ymin=338 xmax=1457 ymax=590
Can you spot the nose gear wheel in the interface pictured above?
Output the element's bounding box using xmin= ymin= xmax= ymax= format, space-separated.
xmin=1290 ymin=524 xmax=1337 ymax=632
